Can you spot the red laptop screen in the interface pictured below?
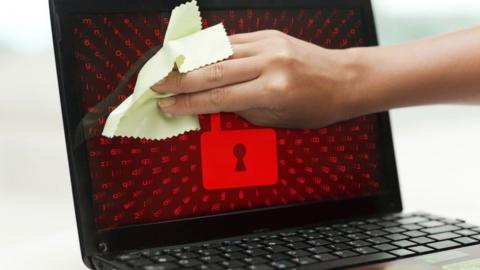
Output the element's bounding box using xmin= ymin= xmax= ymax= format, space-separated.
xmin=72 ymin=8 xmax=382 ymax=229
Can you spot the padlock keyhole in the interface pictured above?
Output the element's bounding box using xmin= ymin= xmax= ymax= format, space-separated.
xmin=233 ymin=143 xmax=247 ymax=172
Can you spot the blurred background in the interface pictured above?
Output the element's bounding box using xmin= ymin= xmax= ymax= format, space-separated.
xmin=0 ymin=0 xmax=479 ymax=269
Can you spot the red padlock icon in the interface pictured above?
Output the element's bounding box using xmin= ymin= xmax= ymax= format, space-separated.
xmin=200 ymin=114 xmax=278 ymax=190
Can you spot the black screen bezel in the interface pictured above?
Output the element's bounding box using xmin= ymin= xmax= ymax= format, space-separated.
xmin=49 ymin=0 xmax=402 ymax=267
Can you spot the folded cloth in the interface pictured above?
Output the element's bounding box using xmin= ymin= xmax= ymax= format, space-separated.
xmin=102 ymin=0 xmax=233 ymax=140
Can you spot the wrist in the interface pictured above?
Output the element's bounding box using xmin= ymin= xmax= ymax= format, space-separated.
xmin=337 ymin=46 xmax=381 ymax=119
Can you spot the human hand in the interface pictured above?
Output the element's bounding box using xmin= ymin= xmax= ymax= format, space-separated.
xmin=151 ymin=29 xmax=359 ymax=129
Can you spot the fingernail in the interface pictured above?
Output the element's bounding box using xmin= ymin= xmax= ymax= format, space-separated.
xmin=151 ymin=79 xmax=166 ymax=91
xmin=158 ymin=97 xmax=176 ymax=108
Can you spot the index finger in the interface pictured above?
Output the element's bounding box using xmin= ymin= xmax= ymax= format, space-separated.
xmin=151 ymin=55 xmax=261 ymax=94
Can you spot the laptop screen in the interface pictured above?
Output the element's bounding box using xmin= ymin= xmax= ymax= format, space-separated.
xmin=71 ymin=8 xmax=383 ymax=230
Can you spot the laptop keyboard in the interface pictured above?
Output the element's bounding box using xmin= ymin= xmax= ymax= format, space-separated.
xmin=99 ymin=212 xmax=480 ymax=270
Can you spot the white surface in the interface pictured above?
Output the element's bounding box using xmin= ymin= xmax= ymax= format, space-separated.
xmin=1 ymin=0 xmax=480 ymax=269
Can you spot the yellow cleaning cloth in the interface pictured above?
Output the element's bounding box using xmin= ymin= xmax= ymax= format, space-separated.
xmin=102 ymin=0 xmax=233 ymax=140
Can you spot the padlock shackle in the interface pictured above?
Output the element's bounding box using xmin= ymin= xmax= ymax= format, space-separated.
xmin=210 ymin=113 xmax=222 ymax=132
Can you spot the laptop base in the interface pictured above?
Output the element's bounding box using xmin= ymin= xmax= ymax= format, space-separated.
xmin=93 ymin=212 xmax=480 ymax=270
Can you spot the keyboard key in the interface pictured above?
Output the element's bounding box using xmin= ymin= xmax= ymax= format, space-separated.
xmin=315 ymin=226 xmax=333 ymax=232
xmin=166 ymin=248 xmax=182 ymax=254
xmin=247 ymin=264 xmax=274 ymax=270
xmin=280 ymin=232 xmax=297 ymax=237
xmin=198 ymin=264 xmax=222 ymax=270
xmin=197 ymin=249 xmax=221 ymax=256
xmin=224 ymin=252 xmax=248 ymax=260
xmin=409 ymin=245 xmax=434 ymax=253
xmin=411 ymin=237 xmax=434 ymax=244
xmin=402 ymin=224 xmax=423 ymax=231
xmin=458 ymin=223 xmax=477 ymax=229
xmin=327 ymin=236 xmax=350 ymax=243
xmin=242 ymin=237 xmax=261 ymax=243
xmin=416 ymin=213 xmax=441 ymax=219
xmin=287 ymin=242 xmax=311 ymax=250
xmin=221 ymin=260 xmax=246 ymax=268
xmin=242 ymin=243 xmax=264 ymax=249
xmin=360 ymin=224 xmax=382 ymax=230
xmin=306 ymin=239 xmax=329 ymax=246
xmin=419 ymin=221 xmax=445 ymax=228
xmin=286 ymin=249 xmax=311 ymax=257
xmin=283 ymin=236 xmax=304 ymax=243
xmin=430 ymin=232 xmax=461 ymax=241
xmin=328 ymin=243 xmax=352 ymax=251
xmin=265 ymin=245 xmax=289 ymax=253
xmin=265 ymin=253 xmax=289 ymax=261
xmin=202 ymin=242 xmax=221 ymax=248
xmin=174 ymin=252 xmax=198 ymax=259
xmin=367 ymin=237 xmax=389 ymax=244
xmin=397 ymin=217 xmax=427 ymax=225
xmin=392 ymin=240 xmax=415 ymax=248
xmin=313 ymin=253 xmax=338 ymax=262
xmin=184 ymin=245 xmax=202 ymax=251
xmin=298 ymin=229 xmax=315 ymax=234
xmin=454 ymin=237 xmax=478 ymax=245
xmin=422 ymin=225 xmax=460 ymax=234
xmin=262 ymin=239 xmax=285 ymax=246
xmin=271 ymin=260 xmax=296 ymax=269
xmin=142 ymin=249 xmax=163 ymax=257
xmin=366 ymin=218 xmax=382 ymax=223
xmin=298 ymin=253 xmax=395 ymax=270
xmin=384 ymin=227 xmax=406 ymax=234
xmin=428 ymin=240 xmax=461 ymax=250
xmin=374 ymin=244 xmax=397 ymax=251
xmin=340 ymin=227 xmax=362 ymax=234
xmin=390 ymin=249 xmax=415 ymax=257
xmin=177 ymin=259 xmax=201 ymax=267
xmin=347 ymin=240 xmax=370 ymax=247
xmin=152 ymin=255 xmax=176 ymax=263
xmin=199 ymin=255 xmax=223 ymax=263
xmin=292 ymin=256 xmax=318 ymax=265
xmin=439 ymin=218 xmax=464 ymax=225
xmin=307 ymin=246 xmax=332 ymax=254
xmin=244 ymin=256 xmax=269 ymax=265
xmin=386 ymin=233 xmax=408 ymax=241
xmin=347 ymin=233 xmax=369 ymax=240
xmin=348 ymin=221 xmax=366 ymax=226
xmin=263 ymin=235 xmax=280 ymax=241
xmin=233 ymin=239 xmax=244 ymax=244
xmin=220 ymin=245 xmax=243 ymax=253
xmin=159 ymin=249 xmax=173 ymax=254
xmin=382 ymin=215 xmax=398 ymax=221
xmin=334 ymin=250 xmax=358 ymax=258
xmin=332 ymin=223 xmax=350 ymax=228
xmin=366 ymin=230 xmax=388 ymax=237
xmin=393 ymin=213 xmax=415 ymax=219
xmin=378 ymin=221 xmax=399 ymax=228
xmin=403 ymin=230 xmax=426 ymax=237
xmin=245 ymin=248 xmax=269 ymax=257
xmin=143 ymin=263 xmax=178 ymax=270
xmin=354 ymin=247 xmax=378 ymax=254
xmin=323 ymin=231 xmax=343 ymax=237
xmin=455 ymin=229 xmax=477 ymax=236
xmin=302 ymin=232 xmax=324 ymax=239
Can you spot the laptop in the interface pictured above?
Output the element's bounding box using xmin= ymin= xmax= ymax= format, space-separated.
xmin=49 ymin=0 xmax=480 ymax=269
